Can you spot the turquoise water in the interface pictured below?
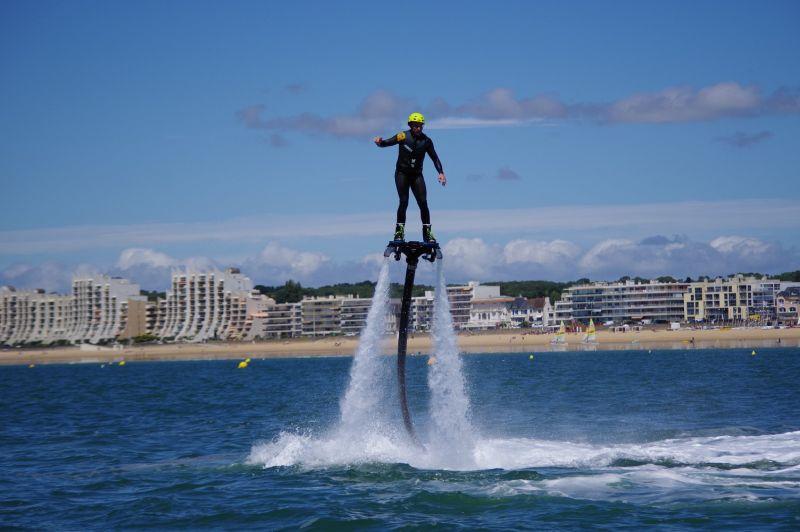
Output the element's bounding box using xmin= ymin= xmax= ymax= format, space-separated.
xmin=2 ymin=349 xmax=799 ymax=529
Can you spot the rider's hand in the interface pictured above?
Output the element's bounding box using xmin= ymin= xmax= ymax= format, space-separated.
xmin=373 ymin=136 xmax=382 ymax=146
xmin=438 ymin=173 xmax=447 ymax=186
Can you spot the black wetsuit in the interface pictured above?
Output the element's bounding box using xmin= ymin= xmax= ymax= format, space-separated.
xmin=378 ymin=129 xmax=444 ymax=225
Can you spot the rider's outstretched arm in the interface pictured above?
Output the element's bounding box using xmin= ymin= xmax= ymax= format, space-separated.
xmin=374 ymin=132 xmax=405 ymax=147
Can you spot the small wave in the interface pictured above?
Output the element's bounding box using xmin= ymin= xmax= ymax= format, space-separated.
xmin=249 ymin=430 xmax=800 ymax=473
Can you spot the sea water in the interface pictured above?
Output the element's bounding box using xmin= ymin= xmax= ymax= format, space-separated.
xmin=2 ymin=348 xmax=800 ymax=528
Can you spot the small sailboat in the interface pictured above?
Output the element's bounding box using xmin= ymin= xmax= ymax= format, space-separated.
xmin=582 ymin=319 xmax=598 ymax=344
xmin=551 ymin=321 xmax=567 ymax=345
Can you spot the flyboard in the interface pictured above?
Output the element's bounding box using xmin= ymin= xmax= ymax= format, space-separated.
xmin=384 ymin=240 xmax=443 ymax=444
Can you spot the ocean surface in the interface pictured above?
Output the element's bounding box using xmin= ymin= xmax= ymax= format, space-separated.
xmin=2 ymin=348 xmax=799 ymax=529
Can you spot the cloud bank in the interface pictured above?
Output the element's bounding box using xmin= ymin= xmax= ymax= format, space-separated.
xmin=237 ymin=82 xmax=800 ymax=138
xmin=2 ymin=235 xmax=796 ymax=293
xmin=2 ymin=200 xmax=798 ymax=256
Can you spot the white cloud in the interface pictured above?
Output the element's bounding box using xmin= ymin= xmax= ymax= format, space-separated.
xmin=116 ymin=248 xmax=176 ymax=269
xmin=504 ymin=239 xmax=582 ymax=267
xmin=710 ymin=235 xmax=772 ymax=256
xmin=2 ymin=235 xmax=797 ymax=292
xmin=255 ymin=242 xmax=329 ymax=276
xmin=237 ymin=83 xmax=800 ymax=138
xmin=426 ymin=117 xmax=537 ymax=129
xmin=3 ymin=200 xmax=798 ymax=256
xmin=239 ymin=242 xmax=331 ymax=285
xmin=0 ymin=262 xmax=73 ymax=292
xmin=237 ymin=90 xmax=412 ymax=139
xmin=443 ymin=238 xmax=500 ymax=279
xmin=577 ymin=235 xmax=795 ymax=279
xmin=453 ymin=88 xmax=567 ymax=121
xmin=606 ymin=82 xmax=762 ymax=123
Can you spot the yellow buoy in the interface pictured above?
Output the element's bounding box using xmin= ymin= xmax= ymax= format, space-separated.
xmin=237 ymin=361 xmax=248 ymax=369
xmin=28 ymin=364 xmax=35 ymax=368
xmin=118 ymin=360 xmax=126 ymax=366
xmin=245 ymin=357 xmax=251 ymax=363
xmin=751 ymin=350 xmax=756 ymax=356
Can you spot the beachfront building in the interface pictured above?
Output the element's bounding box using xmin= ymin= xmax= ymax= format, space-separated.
xmin=410 ymin=291 xmax=435 ymax=332
xmin=507 ymin=296 xmax=554 ymax=328
xmin=447 ymin=283 xmax=475 ymax=329
xmin=301 ymin=295 xmax=343 ymax=337
xmin=555 ymin=279 xmax=689 ymax=324
xmin=340 ymin=297 xmax=372 ymax=336
xmin=407 ymin=282 xmax=511 ymax=332
xmin=66 ymin=275 xmax=141 ymax=344
xmin=300 ymin=294 xmax=391 ymax=337
xmin=157 ymin=268 xmax=264 ymax=342
xmin=247 ymin=301 xmax=302 ymax=339
xmin=0 ymin=287 xmax=72 ymax=345
xmin=776 ymin=287 xmax=800 ymax=325
xmin=466 ymin=286 xmax=514 ymax=330
xmin=119 ymin=299 xmax=158 ymax=339
xmin=683 ymin=275 xmax=791 ymax=323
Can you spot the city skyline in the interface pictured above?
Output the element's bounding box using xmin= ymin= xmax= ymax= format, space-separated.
xmin=2 ymin=2 xmax=799 ymax=290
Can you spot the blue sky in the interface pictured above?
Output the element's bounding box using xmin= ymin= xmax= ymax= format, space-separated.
xmin=1 ymin=1 xmax=799 ymax=290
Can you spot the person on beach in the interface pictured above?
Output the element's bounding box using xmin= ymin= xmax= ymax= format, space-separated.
xmin=373 ymin=112 xmax=446 ymax=243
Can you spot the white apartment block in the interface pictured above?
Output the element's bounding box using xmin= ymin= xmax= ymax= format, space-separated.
xmin=341 ymin=297 xmax=372 ymax=336
xmin=409 ymin=282 xmax=510 ymax=332
xmin=685 ymin=276 xmax=799 ymax=323
xmin=2 ymin=276 xmax=140 ymax=345
xmin=158 ymin=268 xmax=266 ymax=342
xmin=0 ymin=287 xmax=72 ymax=345
xmin=300 ymin=294 xmax=374 ymax=337
xmin=246 ymin=301 xmax=302 ymax=339
xmin=410 ymin=291 xmax=435 ymax=332
xmin=301 ymin=295 xmax=343 ymax=337
xmin=555 ymin=279 xmax=690 ymax=324
xmin=67 ymin=275 xmax=141 ymax=344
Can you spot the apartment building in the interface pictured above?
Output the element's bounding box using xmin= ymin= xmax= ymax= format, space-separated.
xmin=555 ymin=279 xmax=689 ymax=324
xmin=301 ymin=295 xmax=343 ymax=337
xmin=67 ymin=275 xmax=141 ymax=344
xmin=341 ymin=297 xmax=372 ymax=336
xmin=158 ymin=268 xmax=265 ymax=341
xmin=247 ymin=301 xmax=302 ymax=339
xmin=0 ymin=287 xmax=72 ymax=345
xmin=683 ymin=276 xmax=795 ymax=323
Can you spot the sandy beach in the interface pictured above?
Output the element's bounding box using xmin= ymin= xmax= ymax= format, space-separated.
xmin=2 ymin=327 xmax=798 ymax=366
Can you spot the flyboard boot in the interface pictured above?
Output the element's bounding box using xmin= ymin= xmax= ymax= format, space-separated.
xmin=393 ymin=223 xmax=405 ymax=242
xmin=422 ymin=224 xmax=436 ymax=243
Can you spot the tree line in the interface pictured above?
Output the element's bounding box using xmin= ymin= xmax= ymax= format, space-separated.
xmin=160 ymin=269 xmax=800 ymax=305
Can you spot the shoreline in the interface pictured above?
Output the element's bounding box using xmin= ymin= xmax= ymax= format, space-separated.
xmin=1 ymin=327 xmax=798 ymax=366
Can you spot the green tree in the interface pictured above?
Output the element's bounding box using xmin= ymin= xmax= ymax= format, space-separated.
xmin=777 ymin=270 xmax=800 ymax=282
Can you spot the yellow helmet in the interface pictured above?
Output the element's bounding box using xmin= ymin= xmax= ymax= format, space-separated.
xmin=407 ymin=112 xmax=425 ymax=125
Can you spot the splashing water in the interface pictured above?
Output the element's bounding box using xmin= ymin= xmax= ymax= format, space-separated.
xmin=339 ymin=258 xmax=394 ymax=433
xmin=249 ymin=256 xmax=482 ymax=469
xmin=427 ymin=260 xmax=475 ymax=467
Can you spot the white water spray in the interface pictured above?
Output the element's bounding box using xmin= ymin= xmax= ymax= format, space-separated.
xmin=338 ymin=259 xmax=394 ymax=432
xmin=249 ymin=256 xmax=480 ymax=469
xmin=427 ymin=260 xmax=475 ymax=465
